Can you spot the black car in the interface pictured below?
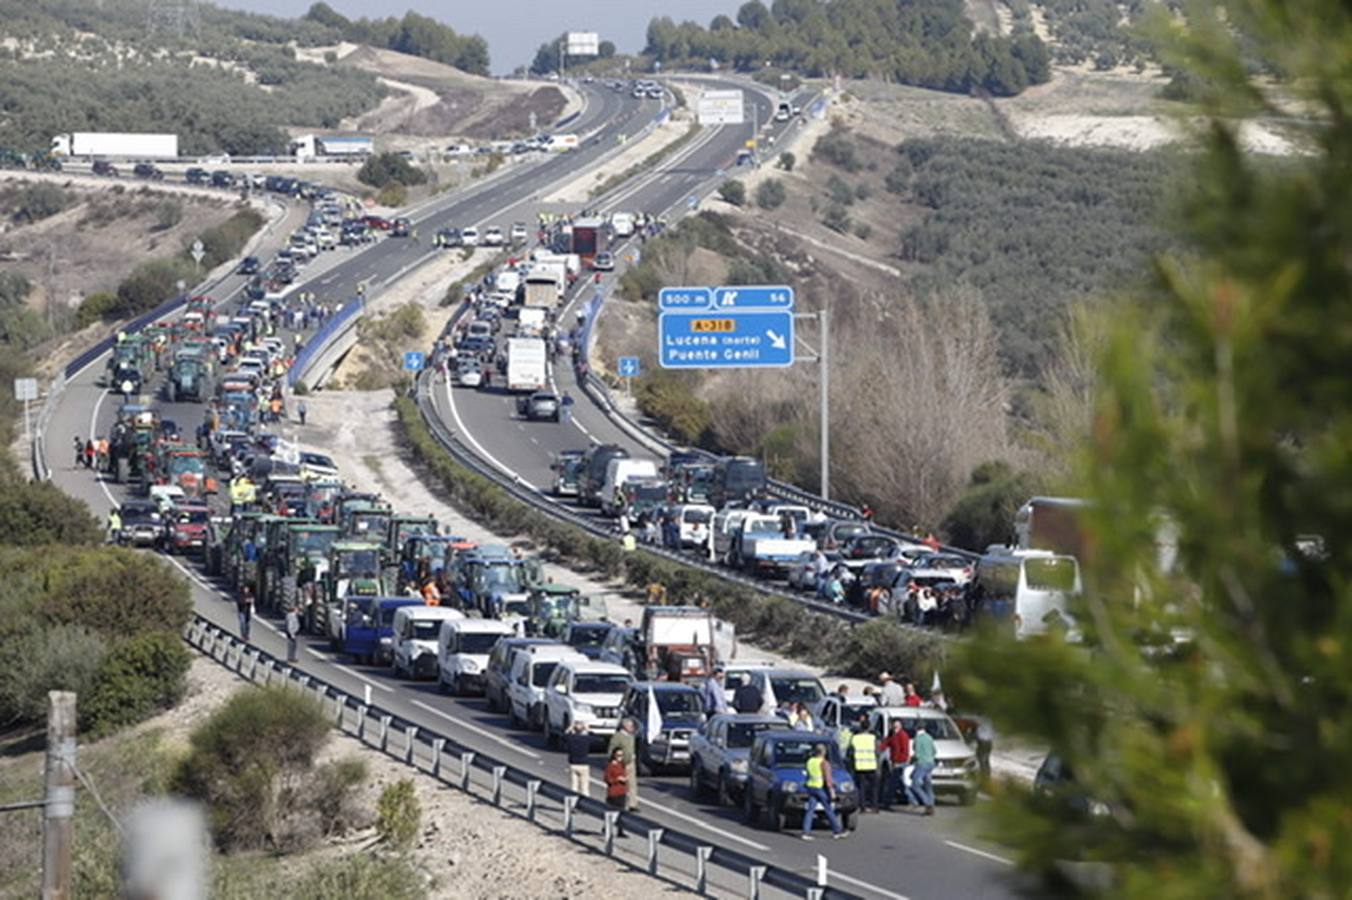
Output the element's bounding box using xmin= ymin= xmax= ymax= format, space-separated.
xmin=561 ymin=621 xmax=612 ymax=660
xmin=132 ymin=162 xmax=164 ymax=180
xmin=238 ymin=256 xmax=261 ymax=275
xmin=117 ymin=500 xmax=163 ymax=547
xmin=185 ymin=167 xmax=209 ymax=185
xmin=92 ymin=160 xmax=118 ymax=177
xmin=210 ymin=170 xmax=235 ymax=188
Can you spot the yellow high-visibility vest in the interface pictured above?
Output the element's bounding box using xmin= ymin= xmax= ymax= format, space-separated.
xmin=805 ymin=756 xmax=826 ymax=789
xmin=850 ymin=732 xmax=878 ymax=771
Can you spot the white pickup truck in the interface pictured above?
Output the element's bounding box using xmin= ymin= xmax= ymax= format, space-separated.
xmin=542 ymin=659 xmax=634 ymax=745
xmin=732 ymin=514 xmax=816 ymax=578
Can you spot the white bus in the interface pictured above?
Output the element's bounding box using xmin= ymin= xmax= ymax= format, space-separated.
xmin=973 ymin=549 xmax=1081 ymax=639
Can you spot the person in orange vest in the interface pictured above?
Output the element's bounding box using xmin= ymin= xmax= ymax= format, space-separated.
xmin=421 ymin=578 xmax=442 ymax=606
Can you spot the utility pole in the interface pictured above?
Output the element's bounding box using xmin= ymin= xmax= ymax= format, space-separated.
xmin=819 ymin=308 xmax=830 ymax=501
xmin=42 ymin=691 xmax=76 ymax=900
xmin=558 ymin=35 xmax=566 ymax=82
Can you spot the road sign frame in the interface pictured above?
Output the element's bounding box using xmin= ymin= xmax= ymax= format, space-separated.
xmin=658 ymin=310 xmax=794 ymax=369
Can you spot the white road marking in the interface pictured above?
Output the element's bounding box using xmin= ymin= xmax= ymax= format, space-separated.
xmin=317 ymin=655 xmax=396 ymax=693
xmin=410 ymin=699 xmax=542 ymax=760
xmin=943 ymin=840 xmax=1016 ymax=866
xmin=827 ymin=871 xmax=913 ymax=900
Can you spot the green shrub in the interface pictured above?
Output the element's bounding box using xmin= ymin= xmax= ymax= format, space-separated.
xmin=636 ymin=371 xmax=712 ymax=445
xmin=755 ymin=178 xmax=787 ymax=210
xmin=884 ymin=161 xmax=912 ymax=194
xmin=173 ymin=686 xmax=331 ymax=851
xmin=81 ymin=631 xmax=190 ymax=737
xmin=853 ymin=222 xmax=873 ymax=240
xmin=75 ymin=291 xmax=118 ymax=327
xmin=377 ymin=182 xmax=408 ymax=208
xmin=0 ymin=270 xmax=31 ymax=306
xmin=717 ymin=179 xmax=746 ymax=207
xmin=0 ymin=623 xmax=107 ymax=724
xmin=812 ymin=129 xmax=863 ymax=173
xmin=835 ymin=619 xmax=946 ymax=683
xmin=153 ymin=199 xmax=183 ymax=231
xmin=116 ymin=256 xmax=195 ymax=318
xmin=826 ymin=174 xmax=855 ymax=206
xmin=311 ymin=757 xmax=370 ymax=837
xmin=822 ymin=204 xmax=852 ymax=233
xmin=357 ymin=153 xmax=428 ymax=189
xmin=283 ymin=854 xmax=425 ymax=900
xmin=376 ymin=779 xmax=421 ymax=851
xmin=194 ymin=209 xmax=265 ymax=270
xmin=0 ymin=480 xmax=103 ymax=546
xmin=13 ymin=183 xmax=68 ymax=223
xmin=778 ymin=152 xmax=795 ymax=172
xmin=941 ymin=461 xmax=1040 ymax=550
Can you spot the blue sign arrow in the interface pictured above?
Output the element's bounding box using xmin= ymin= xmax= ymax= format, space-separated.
xmin=618 ymin=356 xmax=641 ymax=378
xmin=659 ymin=310 xmax=794 ymax=369
xmin=712 ymin=285 xmax=794 ymax=311
xmin=403 ymin=351 xmax=425 ymax=371
xmin=658 ymin=287 xmax=712 ymax=312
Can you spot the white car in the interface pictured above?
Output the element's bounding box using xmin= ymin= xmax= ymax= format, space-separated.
xmin=907 ymin=552 xmax=975 ymax=586
xmin=149 ymin=484 xmax=186 ymax=516
xmin=505 ymin=645 xmax=587 ymax=730
xmin=459 ymin=226 xmax=480 ymax=247
xmin=510 ymin=223 xmax=528 ymax=243
xmin=298 ymin=451 xmax=339 ymax=481
xmin=867 ymin=706 xmax=978 ymax=804
xmin=445 ymin=143 xmax=473 ymax=157
xmin=391 ymin=606 xmax=465 ymax=680
xmin=672 ymin=504 xmax=715 ymax=549
xmin=543 ymin=660 xmax=634 ymax=745
xmin=436 ymin=618 xmax=516 ymax=695
xmin=482 ymin=226 xmax=505 ymax=247
xmin=454 ymin=359 xmax=482 ymax=387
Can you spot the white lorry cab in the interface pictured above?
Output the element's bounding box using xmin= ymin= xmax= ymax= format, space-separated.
xmin=972 ymin=548 xmax=1081 ymax=639
xmin=601 ymin=458 xmax=659 ymax=515
xmin=437 ymin=618 xmax=516 ymax=696
xmin=391 ymin=606 xmax=465 ymax=680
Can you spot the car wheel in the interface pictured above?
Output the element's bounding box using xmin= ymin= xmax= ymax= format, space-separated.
xmin=688 ymin=759 xmax=704 ymax=798
xmin=438 ymin=674 xmax=450 ymax=695
xmin=766 ymin=794 xmax=785 ymax=831
xmin=742 ymin=788 xmax=759 ymax=824
xmin=717 ymin=771 xmax=735 ymax=808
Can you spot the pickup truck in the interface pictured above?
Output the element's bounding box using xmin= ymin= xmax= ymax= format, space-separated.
xmin=620 ymin=682 xmax=707 ymax=774
xmin=743 ymin=731 xmax=859 ymax=831
xmin=542 ymin=659 xmax=633 ymax=744
xmin=688 ymin=713 xmax=782 ymax=806
xmin=734 ymin=514 xmax=816 ymax=577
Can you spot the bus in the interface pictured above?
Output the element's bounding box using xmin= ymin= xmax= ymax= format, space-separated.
xmin=710 ymin=456 xmax=766 ymax=508
xmin=972 ymin=549 xmax=1081 ymax=639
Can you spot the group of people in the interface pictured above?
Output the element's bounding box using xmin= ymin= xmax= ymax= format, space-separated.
xmin=233 ymin=585 xmax=304 ymax=663
xmin=73 ymin=435 xmax=109 ymax=471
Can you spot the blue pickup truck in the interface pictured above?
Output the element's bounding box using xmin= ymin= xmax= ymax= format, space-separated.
xmin=743 ymin=731 xmax=859 ymax=832
xmin=342 ymin=597 xmax=421 ymax=665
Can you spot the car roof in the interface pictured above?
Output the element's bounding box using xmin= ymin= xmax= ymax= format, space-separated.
xmin=874 ymin=706 xmax=951 ymax=719
xmin=443 ymin=618 xmax=516 ymax=632
xmin=709 ymin=713 xmax=782 ymax=726
xmin=630 ymin=681 xmax=700 ymax=693
xmin=560 ymin=659 xmax=630 ymax=674
xmin=757 ymin=729 xmax=831 ymax=744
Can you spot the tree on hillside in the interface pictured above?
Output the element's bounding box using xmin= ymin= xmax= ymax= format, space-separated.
xmin=954 ymin=2 xmax=1352 ymax=895
xmin=303 ymin=2 xmax=349 ymax=30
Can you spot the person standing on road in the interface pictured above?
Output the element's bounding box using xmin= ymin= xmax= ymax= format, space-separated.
xmin=606 ymin=718 xmax=640 ymax=812
xmin=877 ymin=672 xmax=906 ymax=707
xmin=848 ymin=716 xmax=881 ymax=813
xmin=284 ymin=604 xmax=301 ymax=662
xmin=560 ymin=392 xmax=574 ymax=423
xmin=106 ymin=507 xmax=122 ymax=544
xmin=564 ymin=721 xmax=592 ymax=798
xmin=84 ymin=439 xmax=95 ymax=469
xmin=907 ymin=723 xmax=937 ymax=814
xmin=297 ymin=400 xmax=307 ymax=426
xmin=973 ymin=715 xmax=994 ymax=783
xmin=236 ymin=586 xmax=255 ymax=642
xmin=701 ymin=667 xmax=729 ymax=715
xmin=74 ymin=436 xmax=84 ymax=468
xmin=732 ymin=678 xmax=763 ymax=715
xmin=801 ymin=744 xmax=845 ymax=841
xmin=880 ymin=718 xmax=912 ymax=810
xmin=603 ymin=748 xmax=629 ymax=836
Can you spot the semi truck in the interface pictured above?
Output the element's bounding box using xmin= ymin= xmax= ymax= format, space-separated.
xmin=51 ymin=132 xmax=178 ymax=159
xmin=506 ymin=338 xmax=548 ymax=393
xmin=290 ymin=134 xmax=374 ymax=160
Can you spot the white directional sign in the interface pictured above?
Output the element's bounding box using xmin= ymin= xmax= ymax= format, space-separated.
xmin=190 ymin=239 xmax=205 ymax=266
xmin=566 ymin=32 xmax=600 ymax=56
xmin=13 ymin=377 xmax=37 ymax=401
xmin=698 ymin=90 xmax=745 ymax=126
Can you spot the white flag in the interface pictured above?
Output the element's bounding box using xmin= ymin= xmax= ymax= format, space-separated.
xmin=931 ymin=670 xmax=943 ymax=695
xmin=760 ymin=675 xmax=778 ymax=717
xmin=646 ymin=684 xmax=664 ymax=740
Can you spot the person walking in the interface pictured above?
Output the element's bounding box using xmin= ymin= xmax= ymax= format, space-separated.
xmin=878 ymin=672 xmax=906 ymax=707
xmin=84 ymin=439 xmax=95 ymax=469
xmin=701 ymin=667 xmax=729 ymax=715
xmin=880 ymin=718 xmax=912 ymax=810
xmin=564 ymin=721 xmax=593 ymax=797
xmin=284 ymin=604 xmax=301 ymax=662
xmin=801 ymin=744 xmax=845 ymax=840
xmin=106 ymin=506 xmax=122 ymax=544
xmin=906 ymin=723 xmax=937 ymax=814
xmin=236 ymin=586 xmax=255 ymax=642
xmin=973 ymin=715 xmax=994 ymax=782
xmin=848 ymin=717 xmax=881 ymax=813
xmin=297 ymin=400 xmax=307 ymax=426
xmin=74 ymin=435 xmax=84 ymax=468
xmin=606 ymin=718 xmax=640 ymax=812
xmin=603 ymin=748 xmax=629 ymax=836
xmin=560 ymin=391 xmax=574 ymax=423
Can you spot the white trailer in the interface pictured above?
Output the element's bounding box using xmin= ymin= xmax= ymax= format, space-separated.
xmin=51 ymin=132 xmax=178 ymax=159
xmin=506 ymin=338 xmax=547 ymax=393
xmin=523 ymin=270 xmax=562 ymax=309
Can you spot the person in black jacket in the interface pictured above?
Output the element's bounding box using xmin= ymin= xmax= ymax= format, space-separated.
xmin=564 ymin=721 xmax=592 ymax=797
xmin=732 ymin=679 xmax=763 ymax=714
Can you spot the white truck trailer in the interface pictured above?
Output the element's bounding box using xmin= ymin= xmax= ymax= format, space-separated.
xmin=51 ymin=132 xmax=179 ymax=159
xmin=506 ymin=338 xmax=548 ymax=393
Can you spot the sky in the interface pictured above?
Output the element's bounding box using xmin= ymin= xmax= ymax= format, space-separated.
xmin=217 ymin=0 xmax=743 ymax=74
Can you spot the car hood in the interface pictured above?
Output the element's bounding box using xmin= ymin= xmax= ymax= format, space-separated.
xmin=573 ymin=692 xmax=626 ymax=707
xmin=933 ymin=738 xmax=974 ymax=761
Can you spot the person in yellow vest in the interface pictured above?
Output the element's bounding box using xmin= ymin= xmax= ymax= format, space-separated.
xmin=620 ymin=529 xmax=637 ymax=552
xmin=802 ymin=744 xmax=845 ymax=840
xmin=848 ymin=716 xmax=881 ymax=813
xmin=106 ymin=507 xmax=122 ymax=544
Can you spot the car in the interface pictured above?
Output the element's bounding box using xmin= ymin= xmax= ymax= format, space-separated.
xmin=444 ymin=143 xmax=473 ymax=157
xmin=786 ymin=549 xmax=843 ymax=592
xmin=506 ymin=644 xmax=587 ymax=730
xmin=482 ymin=225 xmax=505 ymax=246
xmin=391 ymin=606 xmax=465 ymax=679
xmin=210 ymin=170 xmax=235 ymax=188
xmin=559 ymin=620 xmax=613 ymax=660
xmin=159 ymin=503 xmax=211 ymax=554
xmin=743 ymin=731 xmax=859 ymax=831
xmin=517 ymin=391 xmax=560 ymax=422
xmin=542 ymin=659 xmax=634 ymax=745
xmin=92 ymin=160 xmax=119 ymax=177
xmin=459 ymin=226 xmax=480 ymax=247
xmin=866 ymin=706 xmax=978 ymax=804
xmin=363 ymin=215 xmax=392 ymax=231
xmin=436 ymin=227 xmax=461 ymax=248
xmin=689 ymin=713 xmax=783 ymax=806
xmin=436 ymin=618 xmax=517 ymax=696
xmin=483 ymin=637 xmax=556 ymax=713
xmin=391 ymin=218 xmax=411 ymax=237
xmin=184 ymin=167 xmax=209 ymax=185
xmin=597 ymin=625 xmax=642 ymax=674
xmin=117 ymin=500 xmax=163 ymax=546
xmin=908 ymin=552 xmax=976 ymax=586
xmin=591 ymin=251 xmax=615 ymax=272
xmin=342 ymin=597 xmax=422 ymax=665
xmin=454 ymin=358 xmax=483 ymax=387
xmin=510 ymin=222 xmax=528 ymax=243
xmin=743 ymin=667 xmax=827 ymax=711
xmin=132 ymin=162 xmax=163 ymax=180
xmin=299 ymin=451 xmax=340 ymax=481
xmin=619 ymin=681 xmax=707 ymax=774
xmin=149 ymin=484 xmax=187 ymax=516
xmin=812 ymin=694 xmax=887 ymax=746
xmin=237 ymin=256 xmax=260 ymax=276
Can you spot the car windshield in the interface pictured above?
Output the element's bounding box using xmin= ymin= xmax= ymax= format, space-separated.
xmin=727 ymin=721 xmax=776 ymax=749
xmin=852 ymin=537 xmax=896 ymax=556
xmin=484 ymin=562 xmax=522 ymax=592
xmin=176 ymin=509 xmax=210 ymax=524
xmin=655 ymin=691 xmax=702 ymax=715
xmin=835 ymin=524 xmax=869 ymax=542
xmin=1026 ymin=557 xmax=1079 ymax=591
xmin=724 ymin=460 xmax=764 ymax=490
xmin=743 ymin=519 xmax=782 ymax=537
xmin=629 ymin=485 xmax=668 ymax=502
xmin=682 ymin=509 xmax=712 ymax=524
xmin=460 ymin=633 xmax=503 ymax=654
xmin=301 ymin=453 xmax=335 ymax=469
xmin=503 ymin=600 xmax=530 ymax=617
xmin=296 ymin=530 xmax=336 ymax=556
xmin=532 ymin=662 xmax=562 ymax=687
xmin=770 ymin=677 xmax=824 ymax=705
xmin=169 ymin=455 xmax=204 ymax=475
xmin=899 ymin=715 xmax=964 ymax=741
xmin=350 ymin=513 xmax=386 ymax=535
xmin=574 ymin=674 xmax=630 ymax=694
xmin=771 ymin=739 xmax=833 ymax=767
xmin=567 ymin=626 xmax=608 ymax=648
xmin=412 ymin=620 xmax=442 ymax=640
xmin=337 ymin=550 xmax=379 ymax=577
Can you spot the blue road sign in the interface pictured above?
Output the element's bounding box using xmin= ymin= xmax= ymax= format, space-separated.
xmin=659 ymin=310 xmax=794 ymax=369
xmin=403 ymin=351 xmax=425 ymax=371
xmin=659 ymin=287 xmax=712 ymax=313
xmin=618 ymin=356 xmax=641 ymax=378
xmin=712 ymin=285 xmax=794 ymax=311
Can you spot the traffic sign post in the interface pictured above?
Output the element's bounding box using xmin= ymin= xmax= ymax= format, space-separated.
xmin=190 ymin=239 xmax=205 ymax=276
xmin=13 ymin=377 xmax=37 ymax=449
xmin=617 ymin=356 xmax=641 ymax=396
xmin=403 ymin=351 xmax=425 ymax=372
xmin=658 ymin=311 xmax=793 ymax=369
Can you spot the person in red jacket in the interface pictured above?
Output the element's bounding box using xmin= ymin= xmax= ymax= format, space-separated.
xmin=604 ymin=748 xmax=629 ymax=837
xmin=880 ymin=718 xmax=912 ymax=810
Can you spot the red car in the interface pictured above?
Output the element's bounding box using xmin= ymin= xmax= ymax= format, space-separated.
xmin=161 ymin=504 xmax=211 ymax=555
xmin=363 ymin=215 xmax=392 ymax=231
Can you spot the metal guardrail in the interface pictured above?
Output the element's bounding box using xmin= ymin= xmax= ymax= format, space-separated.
xmin=287 ymin=296 xmax=365 ymax=389
xmin=183 ymin=614 xmax=856 ymax=900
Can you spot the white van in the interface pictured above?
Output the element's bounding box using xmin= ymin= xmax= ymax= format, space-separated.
xmin=601 ymin=458 xmax=659 ymax=515
xmin=543 ymin=659 xmax=634 ymax=744
xmin=505 ymin=645 xmax=588 ymax=730
xmin=673 ymin=503 xmax=715 ymax=549
xmin=609 ymin=212 xmax=635 ymax=238
xmin=391 ymin=606 xmax=465 ymax=680
xmin=973 ymin=549 xmax=1081 ymax=639
xmin=437 ymin=618 xmax=516 ymax=696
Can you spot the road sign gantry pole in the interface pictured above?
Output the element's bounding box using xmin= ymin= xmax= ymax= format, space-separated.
xmin=819 ymin=306 xmax=829 ymax=501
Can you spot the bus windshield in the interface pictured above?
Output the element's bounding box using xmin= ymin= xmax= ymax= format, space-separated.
xmin=1026 ymin=557 xmax=1079 ymax=591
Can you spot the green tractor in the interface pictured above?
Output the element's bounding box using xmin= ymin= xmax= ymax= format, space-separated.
xmin=169 ymin=354 xmax=214 ymax=403
xmin=338 ymin=496 xmax=393 ymax=544
xmin=385 ymin=514 xmax=438 ymax=583
xmin=107 ymin=404 xmax=159 ymax=490
xmin=260 ymin=522 xmax=340 ymax=626
xmin=319 ymin=541 xmax=386 ymax=646
xmin=523 ymin=584 xmax=610 ymax=639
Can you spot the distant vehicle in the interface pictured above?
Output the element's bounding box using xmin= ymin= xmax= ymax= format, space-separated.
xmin=743 ymin=731 xmax=859 ymax=831
xmin=510 ymin=222 xmax=528 ymax=244
xmin=210 ymin=170 xmax=235 ymax=188
xmin=609 ymin=212 xmax=635 ymax=238
xmin=436 ymin=618 xmax=517 ymax=696
xmin=482 ymin=225 xmax=505 ymax=246
xmin=591 ymin=251 xmax=615 ymax=272
xmin=444 ymin=143 xmax=473 ymax=157
xmin=391 ymin=606 xmax=465 ymax=680
xmin=775 ymin=102 xmax=792 ymax=122
xmin=238 ymin=256 xmax=260 ymax=275
xmin=91 ymin=160 xmax=119 ymax=177
xmin=51 ymin=132 xmax=178 ymax=159
xmin=710 ymin=456 xmax=767 ymax=508
xmin=390 ymin=217 xmax=411 ymax=237
xmin=459 ymin=226 xmax=480 ymax=247
xmin=972 ymin=548 xmax=1081 ymax=639
xmin=505 ymin=337 xmax=547 ymax=393
xmin=516 ymin=391 xmax=560 ymax=422
xmin=541 ymin=658 xmax=633 ymax=744
xmin=689 ymin=713 xmax=783 ymax=806
xmin=132 ymin=162 xmax=163 ymax=180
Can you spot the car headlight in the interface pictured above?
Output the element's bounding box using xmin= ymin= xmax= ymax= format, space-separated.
xmin=574 ymin=702 xmax=594 ymax=715
xmin=729 ymin=759 xmax=748 ymax=774
xmin=461 ymin=660 xmax=479 ymax=673
xmin=837 ymin=780 xmax=855 ymax=793
xmin=783 ymin=782 xmax=802 ymax=794
xmin=379 ymin=636 xmax=391 ymax=645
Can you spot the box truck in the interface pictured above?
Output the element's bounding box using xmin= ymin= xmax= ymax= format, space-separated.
xmin=51 ymin=132 xmax=178 ymax=159
xmin=506 ymin=338 xmax=548 ymax=392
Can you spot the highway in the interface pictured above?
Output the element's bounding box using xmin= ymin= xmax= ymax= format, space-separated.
xmin=42 ymin=80 xmax=1025 ymax=900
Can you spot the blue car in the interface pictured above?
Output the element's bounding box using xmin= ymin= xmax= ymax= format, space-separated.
xmin=343 ymin=597 xmax=422 ymax=665
xmin=743 ymin=731 xmax=859 ymax=831
xmin=688 ymin=713 xmax=783 ymax=806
